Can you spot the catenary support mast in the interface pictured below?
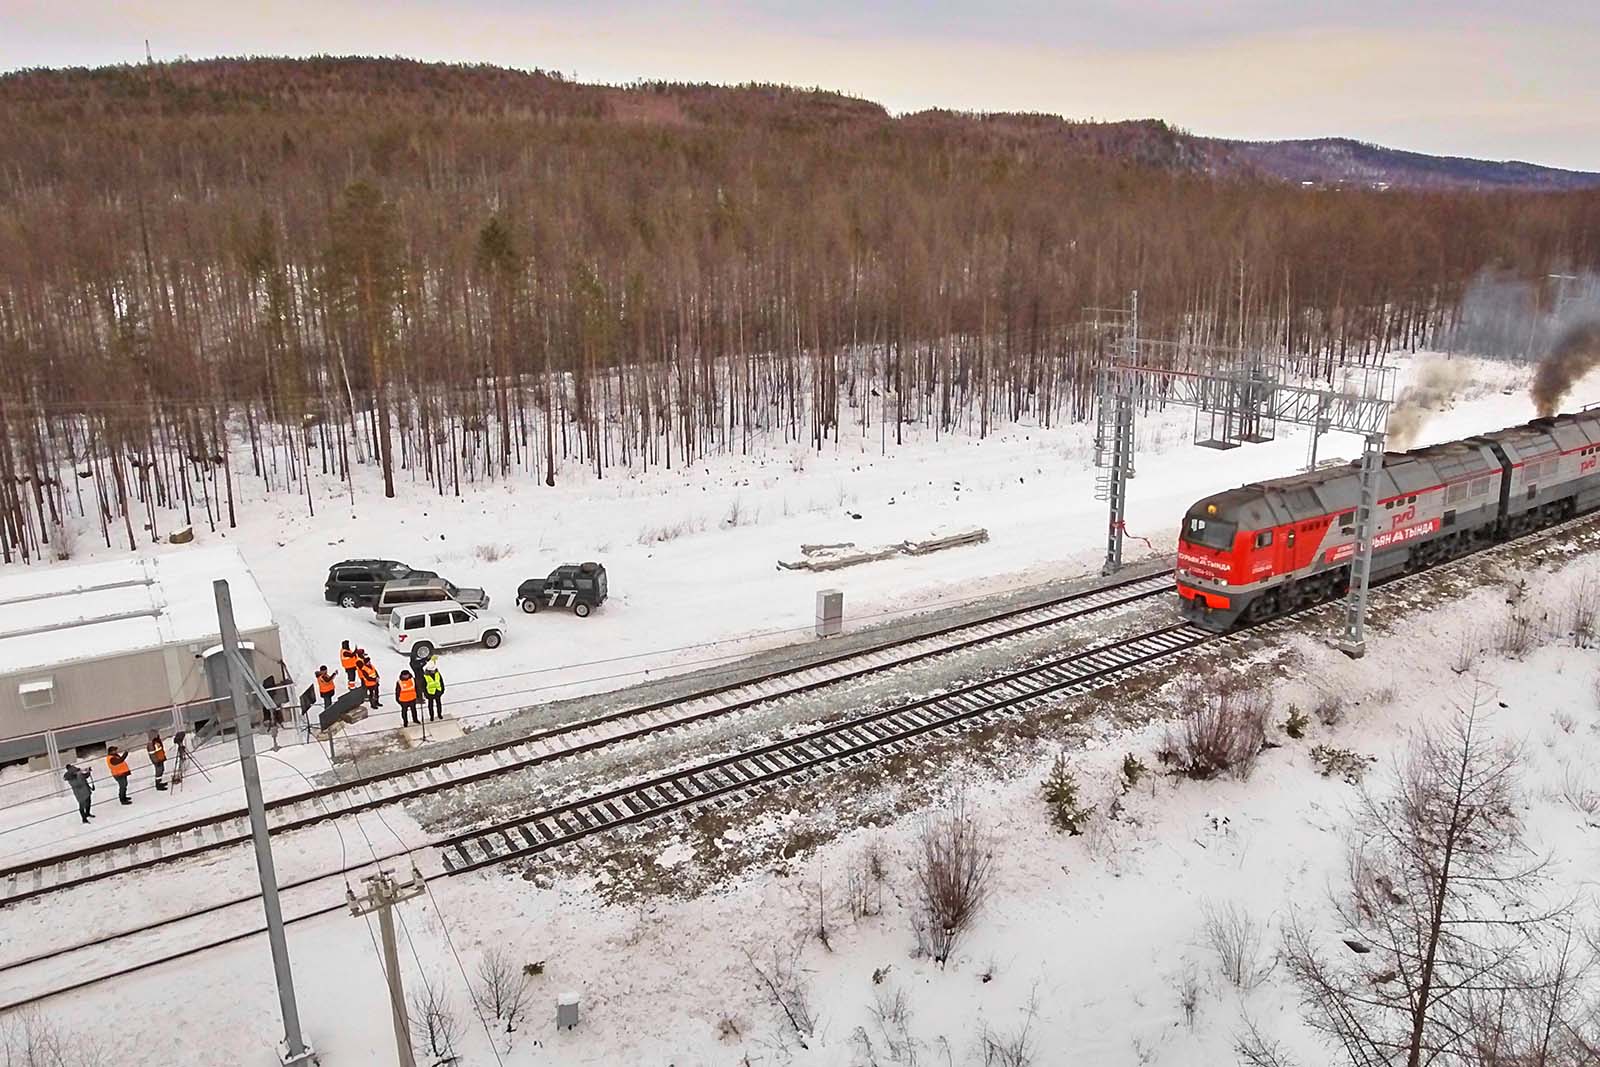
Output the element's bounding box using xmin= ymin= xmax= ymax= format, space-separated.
xmin=215 ymin=580 xmax=317 ymax=1066
xmin=1091 ymin=318 xmax=1393 ymax=652
xmin=1338 ymin=433 xmax=1387 ymax=657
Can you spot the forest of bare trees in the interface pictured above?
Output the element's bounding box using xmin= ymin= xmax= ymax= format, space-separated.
xmin=1 ymin=57 xmax=1599 ymax=562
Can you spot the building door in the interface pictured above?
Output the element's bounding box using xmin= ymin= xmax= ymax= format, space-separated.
xmin=201 ymin=644 xmax=257 ymax=728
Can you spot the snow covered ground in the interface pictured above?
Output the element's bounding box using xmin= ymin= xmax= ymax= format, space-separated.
xmin=3 ymin=352 xmax=1600 ymax=1065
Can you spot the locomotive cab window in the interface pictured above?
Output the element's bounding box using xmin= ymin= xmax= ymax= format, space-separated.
xmin=1183 ymin=515 xmax=1236 ymax=550
xmin=1254 ymin=531 xmax=1273 ymax=548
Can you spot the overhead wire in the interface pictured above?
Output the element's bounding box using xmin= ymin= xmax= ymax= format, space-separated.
xmin=337 ymin=745 xmax=508 ymax=1066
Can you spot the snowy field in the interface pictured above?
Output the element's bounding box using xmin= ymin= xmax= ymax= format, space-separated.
xmin=4 ymin=352 xmax=1600 ymax=1065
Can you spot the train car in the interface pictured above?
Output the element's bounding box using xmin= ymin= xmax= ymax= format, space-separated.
xmin=1176 ymin=409 xmax=1600 ymax=630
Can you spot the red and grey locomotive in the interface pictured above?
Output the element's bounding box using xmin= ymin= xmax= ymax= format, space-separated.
xmin=1177 ymin=408 xmax=1600 ymax=630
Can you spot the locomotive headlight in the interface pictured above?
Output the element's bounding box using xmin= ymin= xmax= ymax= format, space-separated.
xmin=1206 ymin=504 xmax=1217 ymax=515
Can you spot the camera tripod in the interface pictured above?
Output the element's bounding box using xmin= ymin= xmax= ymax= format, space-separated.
xmin=170 ymin=731 xmax=211 ymax=792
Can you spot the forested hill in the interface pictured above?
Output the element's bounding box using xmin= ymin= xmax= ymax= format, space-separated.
xmin=3 ymin=57 xmax=1594 ymax=190
xmin=0 ymin=56 xmax=1598 ymax=563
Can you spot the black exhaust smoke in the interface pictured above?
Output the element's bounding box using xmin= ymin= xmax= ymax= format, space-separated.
xmin=1531 ymin=319 xmax=1600 ymax=417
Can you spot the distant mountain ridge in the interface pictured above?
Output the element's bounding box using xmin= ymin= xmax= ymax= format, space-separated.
xmin=2 ymin=57 xmax=1596 ymax=192
xmin=1210 ymin=136 xmax=1600 ymax=192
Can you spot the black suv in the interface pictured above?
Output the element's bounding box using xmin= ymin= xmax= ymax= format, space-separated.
xmin=517 ymin=562 xmax=608 ymax=617
xmin=324 ymin=559 xmax=437 ymax=608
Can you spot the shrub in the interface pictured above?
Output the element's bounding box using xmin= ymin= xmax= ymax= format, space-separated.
xmin=636 ymin=517 xmax=705 ymax=544
xmin=1120 ymin=753 xmax=1147 ymax=792
xmin=1201 ymin=901 xmax=1274 ymax=990
xmin=1234 ymin=1015 xmax=1296 ymax=1067
xmin=473 ymin=947 xmax=530 ymax=1047
xmin=913 ymin=797 xmax=992 ymax=967
xmin=1040 ymin=753 xmax=1092 ymax=835
xmin=746 ymin=940 xmax=817 ymax=1047
xmin=1173 ymin=677 xmax=1270 ymax=780
xmin=1310 ymin=745 xmax=1376 ymax=784
xmin=847 ymin=840 xmax=888 ymax=920
xmin=1495 ymin=610 xmax=1538 ymax=658
xmin=1568 ymin=577 xmax=1599 ymax=648
xmin=1311 ymin=690 xmax=1346 ymax=727
xmin=473 ymin=541 xmax=513 ymax=563
xmin=1175 ymin=962 xmax=1201 ymax=1028
xmin=1283 ymin=706 xmax=1310 ymax=740
xmin=409 ymin=975 xmax=461 ymax=1062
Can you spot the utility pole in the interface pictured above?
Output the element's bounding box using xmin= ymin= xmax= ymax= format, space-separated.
xmin=215 ymin=581 xmax=317 ymax=1066
xmin=348 ymin=868 xmax=427 ymax=1067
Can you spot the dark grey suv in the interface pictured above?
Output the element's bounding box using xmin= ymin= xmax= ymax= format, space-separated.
xmin=324 ymin=559 xmax=437 ymax=608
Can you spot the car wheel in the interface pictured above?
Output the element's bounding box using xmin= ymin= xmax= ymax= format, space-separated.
xmin=482 ymin=630 xmax=502 ymax=649
xmin=574 ymin=603 xmax=591 ymax=618
xmin=520 ymin=599 xmax=538 ymax=614
xmin=339 ymin=593 xmax=359 ymax=609
xmin=412 ymin=642 xmax=435 ymax=660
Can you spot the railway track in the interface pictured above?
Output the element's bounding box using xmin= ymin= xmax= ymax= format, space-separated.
xmin=0 ymin=617 xmax=1220 ymax=1013
xmin=435 ymin=621 xmax=1219 ymax=874
xmin=7 ymin=510 xmax=1600 ymax=1013
xmin=0 ymin=567 xmax=1174 ymax=907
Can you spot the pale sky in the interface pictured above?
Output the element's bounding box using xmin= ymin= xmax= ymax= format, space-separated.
xmin=5 ymin=0 xmax=1600 ymax=171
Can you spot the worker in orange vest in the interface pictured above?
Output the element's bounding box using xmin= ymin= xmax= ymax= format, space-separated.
xmin=106 ymin=745 xmax=133 ymax=805
xmin=315 ymin=665 xmax=337 ymax=711
xmin=147 ymin=732 xmax=167 ymax=792
xmin=358 ymin=656 xmax=381 ymax=709
xmin=339 ymin=641 xmax=359 ymax=689
xmin=395 ymin=670 xmax=420 ymax=726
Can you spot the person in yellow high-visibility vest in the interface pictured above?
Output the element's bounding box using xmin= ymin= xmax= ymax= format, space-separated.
xmin=421 ymin=662 xmax=445 ymax=722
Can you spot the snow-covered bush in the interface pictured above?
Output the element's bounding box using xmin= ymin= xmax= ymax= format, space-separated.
xmin=1312 ymin=689 xmax=1346 ymax=727
xmin=745 ymin=939 xmax=817 ymax=1048
xmin=1310 ymin=745 xmax=1375 ymax=784
xmin=846 ymin=840 xmax=888 ymax=920
xmin=473 ymin=541 xmax=513 ymax=563
xmin=1169 ymin=677 xmax=1269 ymax=781
xmin=1201 ymin=901 xmax=1274 ymax=989
xmin=472 ymin=946 xmax=529 ymax=1049
xmin=1449 ymin=629 xmax=1481 ymax=675
xmin=1495 ymin=609 xmax=1539 ymax=658
xmin=1567 ymin=576 xmax=1599 ymax=648
xmin=1119 ymin=753 xmax=1147 ymax=792
xmin=409 ymin=975 xmax=461 ymax=1063
xmin=913 ymin=796 xmax=992 ymax=967
xmin=1283 ymin=705 xmax=1310 ymax=740
xmin=1039 ymin=753 xmax=1091 ymax=835
xmin=0 ymin=1008 xmax=106 ymax=1066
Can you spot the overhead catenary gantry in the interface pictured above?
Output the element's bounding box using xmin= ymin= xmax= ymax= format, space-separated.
xmin=1090 ymin=293 xmax=1396 ymax=656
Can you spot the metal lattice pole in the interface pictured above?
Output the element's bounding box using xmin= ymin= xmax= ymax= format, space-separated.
xmin=1102 ymin=388 xmax=1135 ymax=576
xmin=1338 ymin=433 xmax=1386 ymax=657
xmin=215 ymin=581 xmax=317 ymax=1066
xmin=1097 ymin=291 xmax=1138 ymax=576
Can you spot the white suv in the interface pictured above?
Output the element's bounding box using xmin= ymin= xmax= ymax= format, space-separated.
xmin=388 ymin=600 xmax=506 ymax=659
